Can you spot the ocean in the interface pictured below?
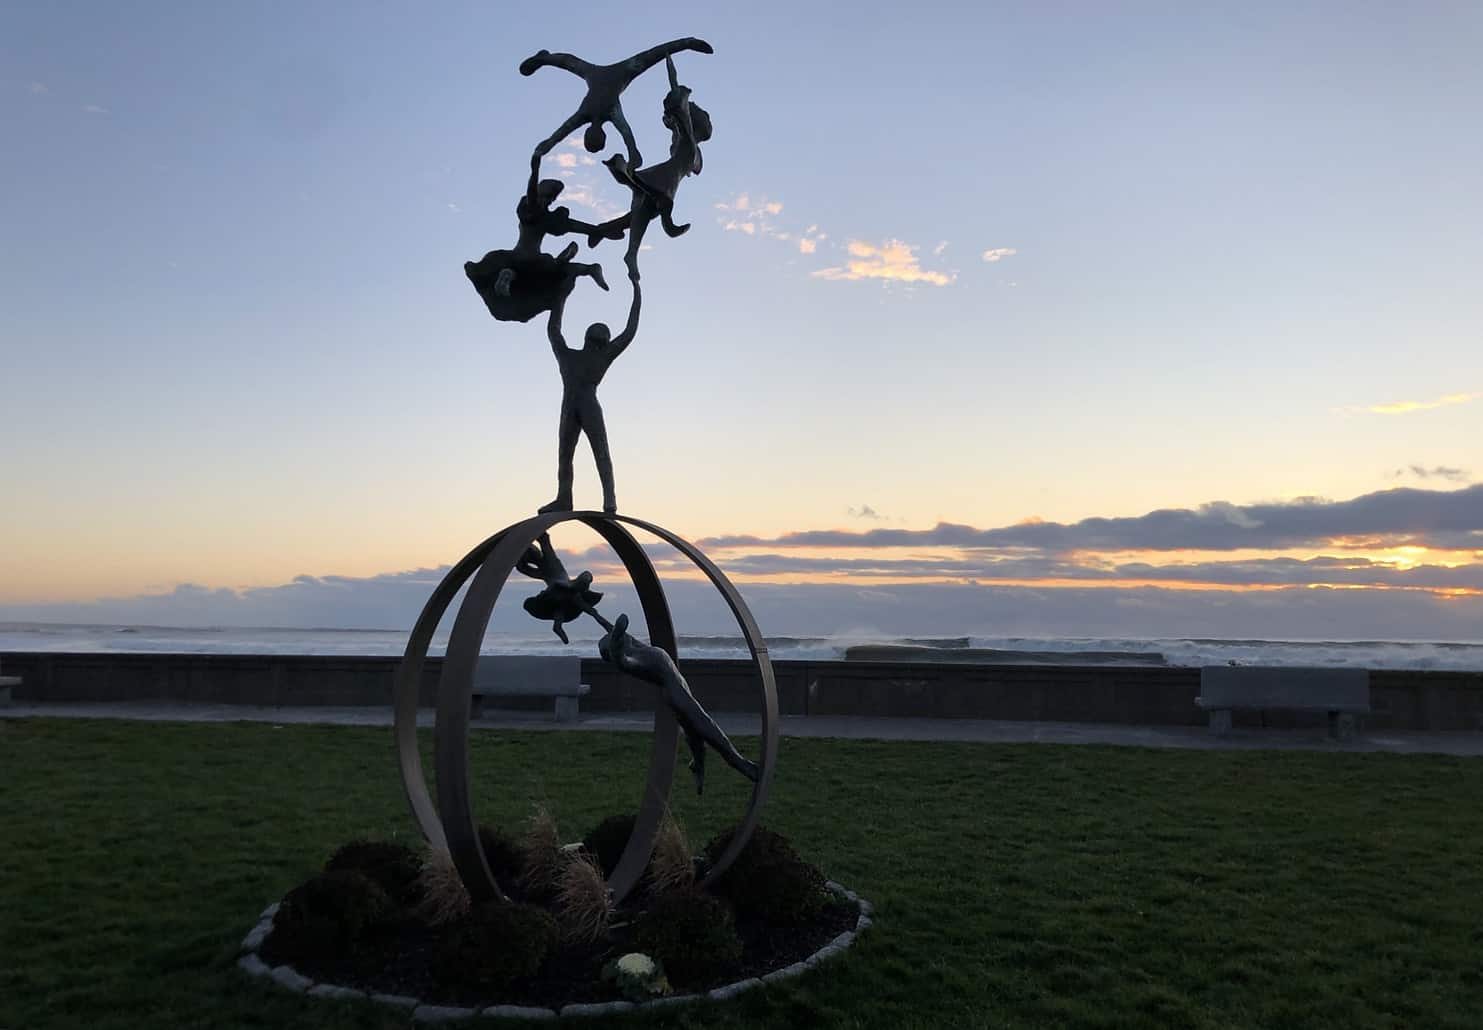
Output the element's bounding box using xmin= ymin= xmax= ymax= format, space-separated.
xmin=2 ymin=622 xmax=1482 ymax=670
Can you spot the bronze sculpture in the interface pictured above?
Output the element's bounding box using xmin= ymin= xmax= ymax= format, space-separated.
xmin=463 ymin=177 xmax=611 ymax=324
xmin=538 ymin=279 xmax=640 ymax=515
xmin=409 ymin=39 xmax=778 ymax=908
xmin=520 ymin=38 xmax=714 ymax=176
xmin=598 ymin=57 xmax=711 ymax=281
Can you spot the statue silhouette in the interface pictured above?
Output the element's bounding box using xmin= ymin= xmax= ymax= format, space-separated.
xmin=464 ymin=178 xmax=611 ymax=323
xmin=599 ymin=613 xmax=760 ymax=795
xmin=538 ymin=279 xmax=641 ymax=514
xmin=597 ymin=57 xmax=711 ymax=281
xmin=514 ymin=532 xmax=603 ymax=644
xmin=520 ymin=38 xmax=713 ymax=177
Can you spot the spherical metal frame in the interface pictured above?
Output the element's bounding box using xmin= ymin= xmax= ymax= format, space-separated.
xmin=393 ymin=511 xmax=779 ymax=905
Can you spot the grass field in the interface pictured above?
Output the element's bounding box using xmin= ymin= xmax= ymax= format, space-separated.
xmin=2 ymin=716 xmax=1482 ymax=1029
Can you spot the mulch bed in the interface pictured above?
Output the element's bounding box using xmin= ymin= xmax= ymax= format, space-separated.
xmin=258 ymin=893 xmax=859 ymax=1008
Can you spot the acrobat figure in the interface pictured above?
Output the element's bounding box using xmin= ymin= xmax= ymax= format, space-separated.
xmin=597 ymin=57 xmax=712 ymax=281
xmin=463 ymin=177 xmax=612 ymax=324
xmin=538 ymin=278 xmax=641 ymax=514
xmin=519 ymin=37 xmax=714 ymax=177
xmin=599 ymin=613 xmax=760 ymax=795
xmin=514 ymin=532 xmax=603 ymax=644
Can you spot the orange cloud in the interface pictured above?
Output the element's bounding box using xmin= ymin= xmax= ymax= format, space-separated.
xmin=981 ymin=247 xmax=1018 ymax=262
xmin=813 ymin=239 xmax=956 ymax=287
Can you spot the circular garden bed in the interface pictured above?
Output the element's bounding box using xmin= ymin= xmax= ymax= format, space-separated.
xmin=237 ymin=811 xmax=872 ymax=1018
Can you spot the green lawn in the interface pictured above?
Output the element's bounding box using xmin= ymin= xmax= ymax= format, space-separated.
xmin=2 ymin=717 xmax=1481 ymax=1029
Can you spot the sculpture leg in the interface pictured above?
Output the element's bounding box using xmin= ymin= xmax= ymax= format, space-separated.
xmin=684 ymin=727 xmax=707 ymax=796
xmin=539 ymin=402 xmax=581 ymax=513
xmin=674 ymin=692 xmax=760 ymax=784
xmin=610 ymin=103 xmax=643 ymax=168
xmin=532 ymin=113 xmax=587 ymax=177
xmin=623 ymin=206 xmax=652 ymax=281
xmin=582 ymin=397 xmax=617 ymax=514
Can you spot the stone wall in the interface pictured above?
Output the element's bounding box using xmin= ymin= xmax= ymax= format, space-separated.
xmin=2 ymin=652 xmax=1480 ymax=731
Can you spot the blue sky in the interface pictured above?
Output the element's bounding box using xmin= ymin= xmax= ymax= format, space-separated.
xmin=3 ymin=1 xmax=1481 ymax=638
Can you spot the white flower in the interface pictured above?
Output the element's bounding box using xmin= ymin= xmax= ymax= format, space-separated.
xmin=616 ymin=953 xmax=656 ymax=978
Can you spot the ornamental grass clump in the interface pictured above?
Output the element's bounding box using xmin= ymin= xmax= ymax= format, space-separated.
xmin=517 ymin=804 xmax=564 ymax=903
xmin=630 ymin=887 xmax=743 ymax=987
xmin=647 ymin=811 xmax=695 ymax=896
xmin=414 ymin=845 xmax=470 ymax=926
xmin=704 ymin=824 xmax=827 ymax=926
xmin=554 ymin=851 xmax=611 ymax=944
xmin=441 ymin=900 xmax=558 ymax=991
xmin=273 ymin=869 xmax=392 ymax=959
xmin=324 ymin=839 xmax=423 ymax=906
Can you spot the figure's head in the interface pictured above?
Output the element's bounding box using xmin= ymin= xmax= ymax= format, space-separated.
xmin=583 ymin=322 xmax=611 ymax=350
xmin=598 ymin=613 xmax=631 ymax=663
xmin=689 ymin=102 xmax=713 ymax=143
xmin=583 ymin=123 xmax=607 ymax=153
xmin=536 ymin=179 xmax=565 ymax=205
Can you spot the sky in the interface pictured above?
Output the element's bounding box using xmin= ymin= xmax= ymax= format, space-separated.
xmin=2 ymin=1 xmax=1481 ymax=640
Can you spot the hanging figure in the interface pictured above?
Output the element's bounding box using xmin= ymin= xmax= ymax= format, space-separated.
xmin=514 ymin=532 xmax=603 ymax=644
xmin=597 ymin=57 xmax=712 ymax=281
xmin=599 ymin=613 xmax=760 ymax=796
xmin=539 ymin=277 xmax=641 ymax=514
xmin=519 ymin=37 xmax=714 ymax=177
xmin=464 ymin=177 xmax=612 ymax=324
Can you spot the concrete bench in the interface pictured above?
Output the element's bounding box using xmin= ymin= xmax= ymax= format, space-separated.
xmin=1197 ymin=666 xmax=1370 ymax=739
xmin=470 ymin=655 xmax=588 ymax=723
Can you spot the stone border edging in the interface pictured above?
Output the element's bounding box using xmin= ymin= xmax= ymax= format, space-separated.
xmin=236 ymin=882 xmax=874 ymax=1020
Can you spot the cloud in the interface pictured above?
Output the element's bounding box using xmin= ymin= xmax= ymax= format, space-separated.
xmin=81 ymin=104 xmax=109 ymax=115
xmin=798 ymin=238 xmax=817 ymax=254
xmin=446 ymin=202 xmax=461 ymax=213
xmin=981 ymin=247 xmax=1018 ymax=262
xmin=849 ymin=504 xmax=885 ymax=520
xmin=722 ymin=220 xmax=757 ymax=235
xmin=701 ymin=484 xmax=1483 ymax=554
xmin=813 ymin=239 xmax=956 ymax=287
xmin=7 ymin=572 xmax=1483 ymax=643
xmin=555 ymin=153 xmax=578 ymax=169
xmin=933 ymin=241 xmax=949 ymax=256
xmin=1391 ymin=465 xmax=1470 ymax=483
xmin=26 ymin=81 xmax=48 ymax=94
xmin=1339 ymin=391 xmax=1483 ymax=415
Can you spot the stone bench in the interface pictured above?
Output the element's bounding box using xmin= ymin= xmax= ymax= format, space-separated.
xmin=470 ymin=655 xmax=588 ymax=723
xmin=1196 ymin=666 xmax=1370 ymax=740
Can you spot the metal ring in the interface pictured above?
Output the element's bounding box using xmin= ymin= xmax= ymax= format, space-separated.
xmin=396 ymin=512 xmax=778 ymax=906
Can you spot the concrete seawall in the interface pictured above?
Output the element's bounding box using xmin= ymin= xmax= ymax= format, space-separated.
xmin=2 ymin=652 xmax=1481 ymax=732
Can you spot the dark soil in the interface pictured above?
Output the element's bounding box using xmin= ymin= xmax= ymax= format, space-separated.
xmin=258 ymin=892 xmax=861 ymax=1008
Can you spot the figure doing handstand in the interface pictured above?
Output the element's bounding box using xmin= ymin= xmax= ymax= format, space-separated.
xmin=539 ymin=279 xmax=641 ymax=514
xmin=520 ymin=37 xmax=713 ymax=176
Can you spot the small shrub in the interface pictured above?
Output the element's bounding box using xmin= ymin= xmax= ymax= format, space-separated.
xmin=703 ymin=824 xmax=827 ymax=926
xmin=274 ymin=869 xmax=391 ymax=958
xmin=477 ymin=823 xmax=526 ymax=894
xmin=440 ymin=900 xmax=558 ymax=991
xmin=517 ymin=805 xmax=564 ymax=902
xmin=555 ymin=852 xmax=611 ymax=943
xmin=324 ymin=840 xmax=422 ymax=906
xmin=630 ymin=888 xmax=742 ymax=987
xmin=414 ymin=846 xmax=470 ymax=926
xmin=648 ymin=813 xmax=695 ymax=896
xmin=581 ymin=813 xmax=636 ymax=879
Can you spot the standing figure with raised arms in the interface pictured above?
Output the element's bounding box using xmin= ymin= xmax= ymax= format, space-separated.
xmin=539 ymin=278 xmax=641 ymax=514
xmin=520 ymin=37 xmax=714 ymax=176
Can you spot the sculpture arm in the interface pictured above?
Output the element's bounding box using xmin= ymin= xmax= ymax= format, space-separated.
xmin=620 ymin=38 xmax=714 ymax=79
xmin=547 ymin=302 xmax=568 ymax=359
xmin=609 ymin=280 xmax=642 ymax=357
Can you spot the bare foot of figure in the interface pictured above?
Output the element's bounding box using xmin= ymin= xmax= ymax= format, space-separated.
xmin=538 ymin=495 xmax=573 ymax=514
